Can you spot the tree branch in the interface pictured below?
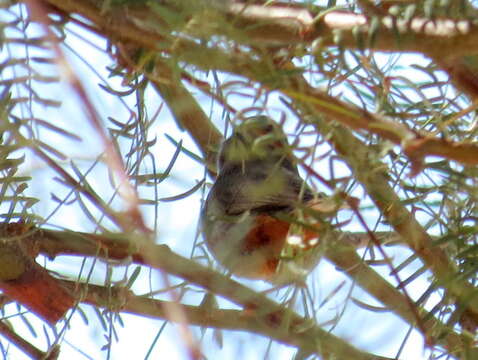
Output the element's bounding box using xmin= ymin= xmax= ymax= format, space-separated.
xmin=28 ymin=229 xmax=391 ymax=359
xmin=34 ymin=0 xmax=478 ymax=169
xmin=6 ymin=225 xmax=467 ymax=356
xmin=13 ymin=1 xmax=477 ymax=357
xmin=287 ymin=76 xmax=478 ymax=328
xmin=0 ymin=320 xmax=57 ymax=360
xmin=66 ymin=280 xmax=395 ymax=360
xmin=149 ymin=60 xmax=223 ymax=173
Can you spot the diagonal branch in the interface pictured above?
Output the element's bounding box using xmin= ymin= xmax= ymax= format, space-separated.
xmin=286 ymin=75 xmax=478 ymax=328
xmin=8 ymin=225 xmax=468 ymax=356
xmin=35 ymin=0 xmax=478 ymax=169
xmin=67 ymin=280 xmax=394 ymax=360
xmin=28 ymin=228 xmax=392 ymax=360
xmin=0 ymin=320 xmax=58 ymax=359
xmin=149 ymin=60 xmax=223 ymax=173
xmin=171 ymin=35 xmax=478 ymax=170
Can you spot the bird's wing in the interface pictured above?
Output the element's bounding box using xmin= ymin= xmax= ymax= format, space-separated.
xmin=216 ymin=165 xmax=312 ymax=215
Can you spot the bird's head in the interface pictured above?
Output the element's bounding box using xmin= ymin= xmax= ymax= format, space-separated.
xmin=217 ymin=116 xmax=292 ymax=171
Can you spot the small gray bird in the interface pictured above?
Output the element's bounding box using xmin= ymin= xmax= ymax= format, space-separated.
xmin=201 ymin=116 xmax=332 ymax=284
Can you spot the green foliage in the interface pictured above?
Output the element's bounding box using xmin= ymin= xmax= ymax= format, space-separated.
xmin=0 ymin=0 xmax=477 ymax=359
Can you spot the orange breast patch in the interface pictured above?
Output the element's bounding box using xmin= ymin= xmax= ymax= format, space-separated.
xmin=241 ymin=213 xmax=321 ymax=279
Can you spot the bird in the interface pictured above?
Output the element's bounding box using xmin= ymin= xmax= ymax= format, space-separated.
xmin=201 ymin=116 xmax=337 ymax=284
